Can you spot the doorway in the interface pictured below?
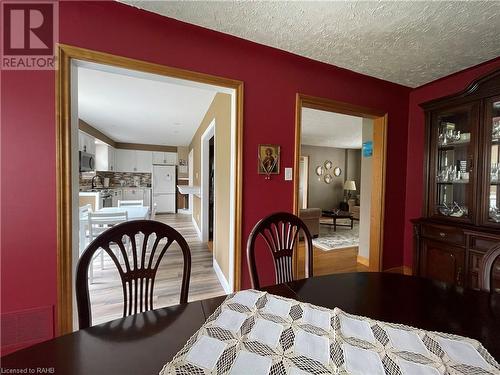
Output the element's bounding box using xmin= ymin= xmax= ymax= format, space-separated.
xmin=294 ymin=94 xmax=387 ymax=276
xmin=56 ymin=44 xmax=243 ymax=333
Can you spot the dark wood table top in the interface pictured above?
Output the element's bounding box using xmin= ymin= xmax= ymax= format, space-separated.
xmin=2 ymin=273 xmax=499 ymax=374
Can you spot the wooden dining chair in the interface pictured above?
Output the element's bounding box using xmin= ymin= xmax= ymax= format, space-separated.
xmin=247 ymin=212 xmax=313 ymax=289
xmin=118 ymin=200 xmax=144 ymax=207
xmin=479 ymin=244 xmax=500 ymax=292
xmin=78 ymin=204 xmax=92 ymax=253
xmin=76 ymin=220 xmax=192 ymax=329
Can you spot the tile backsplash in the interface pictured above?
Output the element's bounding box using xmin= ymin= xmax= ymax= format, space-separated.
xmin=80 ymin=171 xmax=151 ymax=190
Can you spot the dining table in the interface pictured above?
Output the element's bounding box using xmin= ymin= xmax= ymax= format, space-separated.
xmin=97 ymin=205 xmax=150 ymax=220
xmin=2 ymin=272 xmax=499 ymax=374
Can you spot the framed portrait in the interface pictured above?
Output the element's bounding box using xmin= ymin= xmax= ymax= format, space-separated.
xmin=258 ymin=144 xmax=280 ymax=175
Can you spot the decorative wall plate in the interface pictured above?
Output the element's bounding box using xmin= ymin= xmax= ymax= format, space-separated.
xmin=324 ymin=174 xmax=333 ymax=184
xmin=324 ymin=160 xmax=333 ymax=170
xmin=333 ymin=167 xmax=342 ymax=177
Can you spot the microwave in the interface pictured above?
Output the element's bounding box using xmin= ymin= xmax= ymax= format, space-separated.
xmin=79 ymin=151 xmax=95 ymax=172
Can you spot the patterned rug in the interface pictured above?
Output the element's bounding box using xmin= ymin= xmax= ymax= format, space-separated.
xmin=313 ymin=219 xmax=359 ymax=251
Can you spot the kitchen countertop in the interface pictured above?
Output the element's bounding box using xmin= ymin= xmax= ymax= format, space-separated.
xmin=79 ymin=186 xmax=152 ymax=192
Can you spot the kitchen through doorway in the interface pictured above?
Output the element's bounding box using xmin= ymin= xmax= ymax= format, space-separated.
xmin=70 ymin=57 xmax=237 ymax=327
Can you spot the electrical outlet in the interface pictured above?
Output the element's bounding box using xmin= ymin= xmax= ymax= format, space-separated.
xmin=285 ymin=168 xmax=293 ymax=181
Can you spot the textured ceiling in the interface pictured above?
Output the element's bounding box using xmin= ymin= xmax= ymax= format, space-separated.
xmin=302 ymin=108 xmax=362 ymax=149
xmin=121 ymin=1 xmax=500 ymax=87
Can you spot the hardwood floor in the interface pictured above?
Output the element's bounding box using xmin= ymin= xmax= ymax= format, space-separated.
xmin=296 ymin=242 xmax=368 ymax=279
xmin=87 ymin=213 xmax=225 ymax=325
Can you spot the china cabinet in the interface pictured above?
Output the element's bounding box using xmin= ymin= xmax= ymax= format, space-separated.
xmin=413 ymin=69 xmax=500 ymax=289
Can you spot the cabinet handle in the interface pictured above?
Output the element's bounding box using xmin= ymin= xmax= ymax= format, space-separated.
xmin=456 ymin=266 xmax=462 ymax=285
xmin=439 ymin=232 xmax=446 ymax=237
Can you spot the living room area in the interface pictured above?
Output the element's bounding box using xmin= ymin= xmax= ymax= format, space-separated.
xmin=297 ymin=106 xmax=375 ymax=275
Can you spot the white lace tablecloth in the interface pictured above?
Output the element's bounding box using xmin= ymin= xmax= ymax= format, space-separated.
xmin=160 ymin=290 xmax=500 ymax=375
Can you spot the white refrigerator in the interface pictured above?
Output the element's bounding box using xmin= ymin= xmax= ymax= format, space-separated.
xmin=153 ymin=165 xmax=176 ymax=213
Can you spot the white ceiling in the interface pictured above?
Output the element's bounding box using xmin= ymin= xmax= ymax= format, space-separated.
xmin=301 ymin=108 xmax=362 ymax=149
xmin=121 ymin=1 xmax=500 ymax=88
xmin=77 ymin=62 xmax=221 ymax=146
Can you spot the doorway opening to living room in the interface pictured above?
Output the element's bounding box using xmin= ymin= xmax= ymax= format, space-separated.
xmin=294 ymin=94 xmax=387 ymax=277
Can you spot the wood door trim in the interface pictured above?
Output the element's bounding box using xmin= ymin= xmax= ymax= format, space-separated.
xmin=56 ymin=44 xmax=244 ymax=335
xmin=293 ymin=93 xmax=387 ymax=275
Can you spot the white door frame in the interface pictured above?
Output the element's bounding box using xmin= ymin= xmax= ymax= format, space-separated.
xmin=200 ymin=119 xmax=215 ymax=242
xmin=188 ymin=149 xmax=194 ymax=214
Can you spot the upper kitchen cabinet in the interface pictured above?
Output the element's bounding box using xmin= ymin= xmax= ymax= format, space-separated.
xmin=115 ymin=149 xmax=152 ymax=173
xmin=78 ymin=131 xmax=96 ymax=155
xmin=135 ymin=150 xmax=152 ymax=172
xmin=95 ymin=143 xmax=115 ymax=171
xmin=152 ymin=151 xmax=177 ymax=165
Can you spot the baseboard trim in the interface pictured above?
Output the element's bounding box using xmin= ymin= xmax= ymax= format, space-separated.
xmin=357 ymin=255 xmax=369 ymax=267
xmin=213 ymin=258 xmax=231 ymax=294
xmin=384 ymin=266 xmax=413 ymax=275
xmin=192 ymin=216 xmax=202 ymax=241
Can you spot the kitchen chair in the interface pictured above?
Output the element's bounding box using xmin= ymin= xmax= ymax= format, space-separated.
xmin=79 ymin=204 xmax=92 ymax=253
xmin=247 ymin=212 xmax=313 ymax=289
xmin=87 ymin=210 xmax=128 ymax=283
xmin=479 ymin=244 xmax=500 ymax=292
xmin=118 ymin=200 xmax=144 ymax=207
xmin=76 ymin=220 xmax=191 ymax=329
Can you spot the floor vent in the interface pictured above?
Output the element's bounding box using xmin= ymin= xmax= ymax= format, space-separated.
xmin=1 ymin=305 xmax=54 ymax=356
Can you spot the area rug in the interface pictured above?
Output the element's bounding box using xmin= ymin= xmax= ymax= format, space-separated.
xmin=313 ymin=220 xmax=359 ymax=251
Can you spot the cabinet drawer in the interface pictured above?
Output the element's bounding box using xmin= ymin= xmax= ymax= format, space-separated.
xmin=469 ymin=236 xmax=500 ymax=251
xmin=421 ymin=224 xmax=464 ymax=246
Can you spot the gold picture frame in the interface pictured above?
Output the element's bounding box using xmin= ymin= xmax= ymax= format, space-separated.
xmin=258 ymin=144 xmax=280 ymax=176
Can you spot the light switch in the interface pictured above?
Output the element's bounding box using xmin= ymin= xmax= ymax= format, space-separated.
xmin=285 ymin=168 xmax=293 ymax=181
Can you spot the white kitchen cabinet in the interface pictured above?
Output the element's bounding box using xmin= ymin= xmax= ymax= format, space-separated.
xmin=79 ymin=131 xmax=96 ymax=155
xmin=108 ymin=146 xmax=115 ymax=171
xmin=152 ymin=151 xmax=177 ymax=165
xmin=111 ymin=189 xmax=122 ymax=207
xmin=143 ymin=188 xmax=152 ymax=208
xmin=135 ymin=151 xmax=152 ymax=172
xmin=115 ymin=150 xmax=152 ymax=172
xmin=122 ymin=188 xmax=141 ymax=201
xmin=115 ymin=149 xmax=135 ymax=172
xmin=95 ymin=144 xmax=115 ymax=171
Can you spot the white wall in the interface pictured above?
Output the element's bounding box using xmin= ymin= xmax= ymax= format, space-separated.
xmin=358 ymin=118 xmax=373 ymax=260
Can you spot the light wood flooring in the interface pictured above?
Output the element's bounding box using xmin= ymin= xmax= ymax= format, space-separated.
xmin=87 ymin=213 xmax=225 ymax=325
xmin=297 ymin=243 xmax=369 ymax=279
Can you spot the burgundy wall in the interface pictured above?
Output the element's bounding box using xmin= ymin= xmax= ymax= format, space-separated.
xmin=2 ymin=1 xmax=411 ymax=350
xmin=403 ymin=57 xmax=500 ymax=267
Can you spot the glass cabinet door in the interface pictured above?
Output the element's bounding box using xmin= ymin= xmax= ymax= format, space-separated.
xmin=483 ymin=96 xmax=500 ymax=225
xmin=429 ymin=104 xmax=478 ymax=222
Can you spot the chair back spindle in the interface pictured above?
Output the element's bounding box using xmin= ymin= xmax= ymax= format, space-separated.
xmin=247 ymin=212 xmax=313 ymax=289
